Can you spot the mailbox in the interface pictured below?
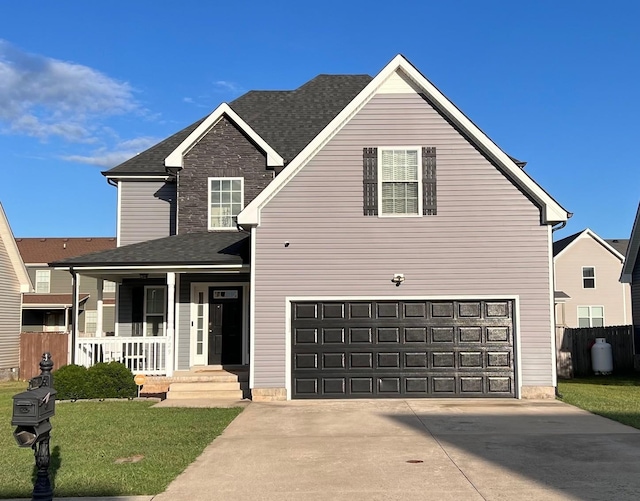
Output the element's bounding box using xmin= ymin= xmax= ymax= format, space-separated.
xmin=12 ymin=386 xmax=56 ymax=447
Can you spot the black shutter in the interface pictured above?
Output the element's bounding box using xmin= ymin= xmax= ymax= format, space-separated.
xmin=363 ymin=147 xmax=378 ymax=216
xmin=422 ymin=147 xmax=437 ymax=215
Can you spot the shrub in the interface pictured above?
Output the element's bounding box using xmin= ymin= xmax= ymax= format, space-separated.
xmin=54 ymin=364 xmax=89 ymax=400
xmin=85 ymin=362 xmax=137 ymax=399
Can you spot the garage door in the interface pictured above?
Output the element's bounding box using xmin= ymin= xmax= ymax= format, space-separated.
xmin=291 ymin=300 xmax=515 ymax=399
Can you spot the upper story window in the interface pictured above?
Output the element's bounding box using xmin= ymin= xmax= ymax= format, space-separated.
xmin=208 ymin=177 xmax=244 ymax=230
xmin=582 ymin=267 xmax=595 ymax=288
xmin=380 ymin=148 xmax=420 ymax=215
xmin=363 ymin=147 xmax=436 ymax=217
xmin=35 ymin=270 xmax=51 ymax=293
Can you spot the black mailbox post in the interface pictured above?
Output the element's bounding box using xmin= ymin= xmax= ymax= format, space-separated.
xmin=12 ymin=353 xmax=55 ymax=501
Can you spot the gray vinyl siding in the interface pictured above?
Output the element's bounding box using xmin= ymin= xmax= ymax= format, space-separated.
xmin=177 ymin=273 xmax=250 ymax=370
xmin=0 ymin=240 xmax=21 ymax=370
xmin=253 ymin=92 xmax=554 ymax=390
xmin=119 ymin=181 xmax=176 ymax=246
xmin=27 ymin=267 xmax=72 ymax=294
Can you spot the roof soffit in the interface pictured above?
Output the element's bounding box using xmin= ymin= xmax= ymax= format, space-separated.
xmin=238 ymin=54 xmax=569 ymax=226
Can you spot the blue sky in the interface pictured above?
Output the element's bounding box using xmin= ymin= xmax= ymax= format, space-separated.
xmin=0 ymin=1 xmax=638 ymax=240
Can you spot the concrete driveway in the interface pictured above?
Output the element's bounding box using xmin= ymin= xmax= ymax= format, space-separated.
xmin=153 ymin=399 xmax=640 ymax=501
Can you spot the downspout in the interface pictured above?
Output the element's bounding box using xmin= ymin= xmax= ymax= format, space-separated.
xmin=550 ymin=217 xmax=570 ymax=397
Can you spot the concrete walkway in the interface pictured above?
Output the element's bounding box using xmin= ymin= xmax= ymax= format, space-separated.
xmin=150 ymin=399 xmax=640 ymax=500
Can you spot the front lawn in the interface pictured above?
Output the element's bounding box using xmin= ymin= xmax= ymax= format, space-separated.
xmin=558 ymin=375 xmax=640 ymax=429
xmin=0 ymin=381 xmax=242 ymax=498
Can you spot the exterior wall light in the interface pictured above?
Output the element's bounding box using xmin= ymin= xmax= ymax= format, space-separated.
xmin=391 ymin=274 xmax=405 ymax=286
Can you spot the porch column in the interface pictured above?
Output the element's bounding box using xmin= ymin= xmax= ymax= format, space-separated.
xmin=166 ymin=272 xmax=175 ymax=377
xmin=70 ymin=269 xmax=79 ymax=364
xmin=96 ymin=278 xmax=104 ymax=338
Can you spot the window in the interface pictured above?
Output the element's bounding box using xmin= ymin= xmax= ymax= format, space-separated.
xmin=35 ymin=270 xmax=51 ymax=293
xmin=103 ymin=280 xmax=116 ymax=293
xmin=84 ymin=310 xmax=97 ymax=334
xmin=363 ymin=146 xmax=436 ymax=216
xmin=144 ymin=287 xmax=165 ymax=336
xmin=578 ymin=306 xmax=604 ymax=328
xmin=208 ymin=177 xmax=243 ymax=229
xmin=379 ymin=148 xmax=421 ymax=215
xmin=582 ymin=267 xmax=595 ymax=288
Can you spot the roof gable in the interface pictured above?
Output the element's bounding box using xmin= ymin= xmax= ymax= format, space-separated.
xmin=165 ymin=103 xmax=284 ymax=169
xmin=621 ymin=202 xmax=640 ymax=283
xmin=0 ymin=203 xmax=31 ymax=292
xmin=238 ymin=54 xmax=569 ymax=226
xmin=553 ymin=228 xmax=626 ymax=262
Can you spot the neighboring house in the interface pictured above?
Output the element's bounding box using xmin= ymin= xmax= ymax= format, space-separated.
xmin=0 ymin=203 xmax=31 ymax=380
xmin=16 ymin=238 xmax=117 ymax=336
xmin=53 ymin=55 xmax=570 ymax=400
xmin=553 ymin=229 xmax=631 ymax=328
xmin=621 ymin=202 xmax=640 ymax=366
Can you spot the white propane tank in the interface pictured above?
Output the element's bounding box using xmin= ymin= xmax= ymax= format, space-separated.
xmin=591 ymin=338 xmax=613 ymax=375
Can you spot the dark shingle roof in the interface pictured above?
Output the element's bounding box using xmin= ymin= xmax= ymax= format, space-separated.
xmin=230 ymin=75 xmax=372 ymax=162
xmin=103 ymin=74 xmax=372 ymax=176
xmin=50 ymin=232 xmax=249 ymax=267
xmin=605 ymin=239 xmax=629 ymax=257
xmin=552 ymin=231 xmax=581 ymax=257
xmin=104 ymin=117 xmax=207 ymax=175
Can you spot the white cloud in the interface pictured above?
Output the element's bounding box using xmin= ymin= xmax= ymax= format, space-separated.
xmin=61 ymin=136 xmax=160 ymax=168
xmin=0 ymin=39 xmax=139 ymax=142
xmin=213 ymin=80 xmax=245 ymax=94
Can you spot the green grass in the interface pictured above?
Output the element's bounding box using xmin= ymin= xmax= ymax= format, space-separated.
xmin=0 ymin=381 xmax=242 ymax=498
xmin=558 ymin=374 xmax=640 ymax=429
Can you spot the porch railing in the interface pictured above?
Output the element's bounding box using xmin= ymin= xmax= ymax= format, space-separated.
xmin=75 ymin=336 xmax=167 ymax=375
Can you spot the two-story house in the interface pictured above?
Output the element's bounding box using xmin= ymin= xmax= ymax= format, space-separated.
xmin=17 ymin=238 xmax=117 ymax=336
xmin=553 ymin=228 xmax=631 ymax=328
xmin=53 ymin=55 xmax=569 ymax=400
xmin=0 ymin=203 xmax=31 ymax=380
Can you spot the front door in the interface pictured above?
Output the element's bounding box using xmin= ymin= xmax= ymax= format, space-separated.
xmin=208 ymin=287 xmax=243 ymax=365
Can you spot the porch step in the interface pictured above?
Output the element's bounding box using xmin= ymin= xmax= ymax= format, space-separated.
xmin=164 ymin=369 xmax=249 ymax=400
xmin=170 ymin=381 xmax=245 ymax=392
xmin=167 ymin=389 xmax=244 ymax=400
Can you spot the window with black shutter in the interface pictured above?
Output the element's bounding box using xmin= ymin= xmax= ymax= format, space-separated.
xmin=363 ymin=146 xmax=436 ymax=216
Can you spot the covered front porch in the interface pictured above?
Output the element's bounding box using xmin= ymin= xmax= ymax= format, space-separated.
xmin=52 ymin=232 xmax=251 ymax=378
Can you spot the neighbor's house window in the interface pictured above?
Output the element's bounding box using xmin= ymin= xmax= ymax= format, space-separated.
xmin=84 ymin=310 xmax=98 ymax=334
xmin=103 ymin=280 xmax=116 ymax=293
xmin=208 ymin=177 xmax=244 ymax=229
xmin=577 ymin=306 xmax=604 ymax=328
xmin=35 ymin=270 xmax=51 ymax=293
xmin=144 ymin=286 xmax=165 ymax=336
xmin=379 ymin=148 xmax=421 ymax=215
xmin=582 ymin=267 xmax=595 ymax=288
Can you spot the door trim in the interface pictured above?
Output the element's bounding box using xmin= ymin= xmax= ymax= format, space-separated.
xmin=190 ymin=282 xmax=249 ymax=368
xmin=285 ymin=294 xmax=521 ymax=401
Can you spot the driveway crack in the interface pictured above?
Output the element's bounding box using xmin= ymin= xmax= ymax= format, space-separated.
xmin=406 ymin=400 xmax=488 ymax=501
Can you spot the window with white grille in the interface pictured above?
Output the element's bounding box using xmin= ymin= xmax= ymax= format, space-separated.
xmin=379 ymin=148 xmax=421 ymax=215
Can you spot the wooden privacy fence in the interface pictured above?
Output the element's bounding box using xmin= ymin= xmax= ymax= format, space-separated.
xmin=556 ymin=325 xmax=634 ymax=378
xmin=20 ymin=332 xmax=69 ymax=380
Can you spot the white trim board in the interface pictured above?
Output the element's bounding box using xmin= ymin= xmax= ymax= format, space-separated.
xmin=0 ymin=202 xmax=31 ymax=292
xmin=238 ymin=54 xmax=569 ymax=227
xmin=165 ymin=103 xmax=284 ymax=169
xmin=621 ymin=202 xmax=640 ymax=283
